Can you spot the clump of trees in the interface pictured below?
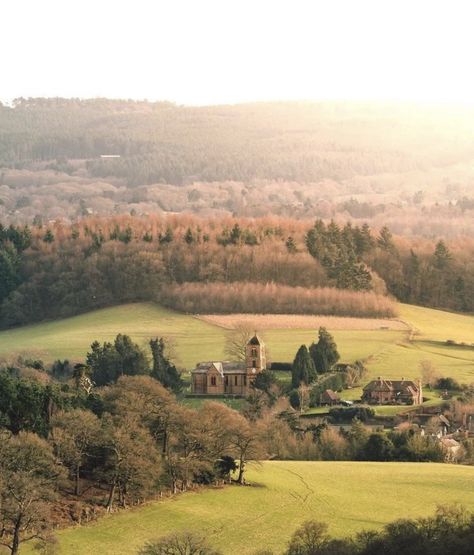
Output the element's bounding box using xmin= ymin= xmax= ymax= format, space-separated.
xmin=86 ymin=334 xmax=183 ymax=392
xmin=282 ymin=505 xmax=474 ymax=555
xmin=290 ymin=328 xmax=342 ymax=393
xmin=136 ymin=505 xmax=474 ymax=555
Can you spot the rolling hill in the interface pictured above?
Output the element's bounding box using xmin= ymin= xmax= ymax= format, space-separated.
xmin=0 ymin=302 xmax=472 ymax=385
xmin=24 ymin=461 xmax=474 ymax=555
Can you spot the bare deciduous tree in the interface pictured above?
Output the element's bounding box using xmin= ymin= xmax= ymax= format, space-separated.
xmin=224 ymin=322 xmax=255 ymax=361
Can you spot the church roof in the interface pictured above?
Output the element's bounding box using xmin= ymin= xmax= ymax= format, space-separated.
xmin=192 ymin=361 xmax=246 ymax=375
xmin=248 ymin=334 xmax=261 ymax=345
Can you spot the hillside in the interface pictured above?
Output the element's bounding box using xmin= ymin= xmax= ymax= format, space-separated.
xmin=24 ymin=461 xmax=474 ymax=555
xmin=0 ymin=302 xmax=404 ymax=371
xmin=0 ymin=301 xmax=472 ymax=385
xmin=1 ymin=100 xmax=474 ymax=237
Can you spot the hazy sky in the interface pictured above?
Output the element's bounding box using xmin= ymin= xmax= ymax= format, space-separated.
xmin=2 ymin=0 xmax=474 ymax=105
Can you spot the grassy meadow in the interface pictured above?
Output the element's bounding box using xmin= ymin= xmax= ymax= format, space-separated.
xmin=362 ymin=304 xmax=474 ymax=384
xmin=25 ymin=461 xmax=474 ymax=555
xmin=0 ymin=301 xmax=472 ymax=386
xmin=0 ymin=302 xmax=405 ymax=371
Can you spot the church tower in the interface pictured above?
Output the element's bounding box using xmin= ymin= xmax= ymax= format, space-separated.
xmin=245 ymin=334 xmax=266 ymax=375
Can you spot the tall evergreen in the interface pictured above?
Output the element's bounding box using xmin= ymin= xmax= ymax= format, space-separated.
xmin=309 ymin=327 xmax=340 ymax=374
xmin=150 ymin=338 xmax=183 ymax=393
xmin=291 ymin=345 xmax=317 ymax=388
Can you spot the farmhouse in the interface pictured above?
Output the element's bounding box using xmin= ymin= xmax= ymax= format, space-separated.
xmin=362 ymin=377 xmax=423 ymax=405
xmin=191 ymin=334 xmax=266 ymax=396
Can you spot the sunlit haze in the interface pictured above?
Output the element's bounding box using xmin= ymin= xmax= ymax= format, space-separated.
xmin=2 ymin=0 xmax=474 ymax=104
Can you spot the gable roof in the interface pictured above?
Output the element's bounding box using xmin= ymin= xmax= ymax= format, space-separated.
xmin=363 ymin=378 xmax=420 ymax=395
xmin=192 ymin=361 xmax=246 ymax=375
xmin=322 ymin=389 xmax=339 ymax=401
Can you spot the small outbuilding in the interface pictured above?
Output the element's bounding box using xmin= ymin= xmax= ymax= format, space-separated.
xmin=321 ymin=389 xmax=340 ymax=406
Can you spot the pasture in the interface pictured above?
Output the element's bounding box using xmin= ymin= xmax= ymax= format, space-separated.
xmin=0 ymin=302 xmax=405 ymax=371
xmin=0 ymin=301 xmax=472 ymax=384
xmin=29 ymin=461 xmax=474 ymax=555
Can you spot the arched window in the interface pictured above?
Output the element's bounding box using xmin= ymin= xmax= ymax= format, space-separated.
xmin=251 ymin=348 xmax=258 ymax=358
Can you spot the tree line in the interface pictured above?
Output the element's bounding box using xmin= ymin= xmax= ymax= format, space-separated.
xmin=154 ymin=505 xmax=474 ymax=555
xmin=0 ymin=215 xmax=473 ymax=329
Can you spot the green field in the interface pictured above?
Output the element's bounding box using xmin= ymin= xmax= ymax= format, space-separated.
xmin=0 ymin=303 xmax=404 ymax=371
xmin=363 ymin=304 xmax=474 ymax=384
xmin=0 ymin=302 xmax=472 ymax=384
xmin=30 ymin=461 xmax=474 ymax=555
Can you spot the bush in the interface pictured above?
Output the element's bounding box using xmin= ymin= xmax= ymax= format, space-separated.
xmin=270 ymin=362 xmax=292 ymax=372
xmin=139 ymin=532 xmax=221 ymax=555
xmin=328 ymin=407 xmax=375 ymax=423
xmin=436 ymin=377 xmax=462 ymax=391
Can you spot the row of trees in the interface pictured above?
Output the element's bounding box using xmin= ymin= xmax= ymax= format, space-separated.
xmin=162 ymin=282 xmax=395 ymax=318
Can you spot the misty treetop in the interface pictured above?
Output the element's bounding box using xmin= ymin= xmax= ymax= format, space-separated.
xmin=4 ymin=98 xmax=471 ymax=185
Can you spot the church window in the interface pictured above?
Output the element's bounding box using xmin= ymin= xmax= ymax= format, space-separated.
xmin=234 ymin=375 xmax=238 ymax=385
xmin=251 ymin=348 xmax=257 ymax=357
xmin=252 ymin=359 xmax=257 ymax=368
xmin=210 ymin=376 xmax=216 ymax=386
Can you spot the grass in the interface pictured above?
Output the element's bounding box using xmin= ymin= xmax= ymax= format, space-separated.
xmin=29 ymin=461 xmax=474 ymax=555
xmin=0 ymin=303 xmax=405 ymax=372
xmin=0 ymin=301 xmax=472 ymax=386
xmin=0 ymin=303 xmax=227 ymax=370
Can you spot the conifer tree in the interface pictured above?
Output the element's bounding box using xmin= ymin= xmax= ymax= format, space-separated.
xmin=150 ymin=338 xmax=183 ymax=393
xmin=291 ymin=345 xmax=317 ymax=388
xmin=309 ymin=327 xmax=340 ymax=374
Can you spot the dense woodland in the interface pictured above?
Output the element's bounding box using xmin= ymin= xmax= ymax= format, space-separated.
xmin=1 ymin=99 xmax=474 ymax=237
xmin=5 ymin=98 xmax=473 ymax=184
xmin=0 ymin=215 xmax=473 ymax=328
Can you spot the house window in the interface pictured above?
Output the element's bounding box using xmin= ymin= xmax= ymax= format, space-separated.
xmin=210 ymin=376 xmax=216 ymax=386
xmin=234 ymin=375 xmax=238 ymax=386
xmin=225 ymin=376 xmax=228 ymax=386
xmin=243 ymin=375 xmax=247 ymax=386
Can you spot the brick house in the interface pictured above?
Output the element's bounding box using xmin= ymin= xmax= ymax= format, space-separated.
xmin=191 ymin=335 xmax=266 ymax=396
xmin=362 ymin=377 xmax=423 ymax=405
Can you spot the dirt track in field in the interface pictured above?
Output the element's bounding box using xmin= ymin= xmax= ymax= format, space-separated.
xmin=196 ymin=314 xmax=409 ymax=331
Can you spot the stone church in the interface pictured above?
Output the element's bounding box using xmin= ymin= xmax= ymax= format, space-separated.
xmin=191 ymin=335 xmax=266 ymax=396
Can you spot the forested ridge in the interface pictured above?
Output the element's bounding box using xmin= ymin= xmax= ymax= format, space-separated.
xmin=4 ymin=98 xmax=473 ymax=184
xmin=0 ymin=214 xmax=472 ymax=328
xmin=2 ymin=99 xmax=474 ymax=238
